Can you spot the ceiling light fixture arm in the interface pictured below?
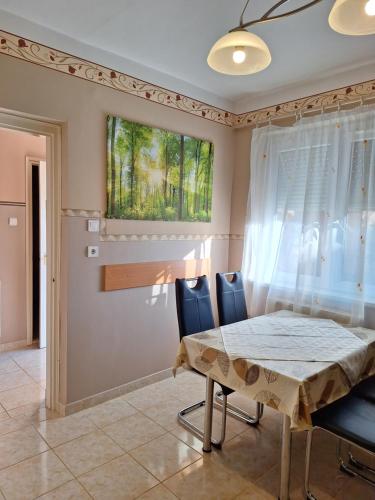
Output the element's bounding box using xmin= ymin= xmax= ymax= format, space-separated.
xmin=232 ymin=0 xmax=323 ymax=33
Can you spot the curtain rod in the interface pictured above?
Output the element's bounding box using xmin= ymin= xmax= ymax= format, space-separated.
xmin=254 ymin=95 xmax=375 ymax=128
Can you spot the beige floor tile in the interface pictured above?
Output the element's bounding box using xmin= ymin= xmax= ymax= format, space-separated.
xmin=11 ymin=347 xmax=46 ymax=363
xmin=0 ymin=369 xmax=35 ymax=392
xmin=0 ymin=425 xmax=49 ymax=470
xmin=188 ymin=406 xmax=249 ymax=442
xmin=38 ymin=479 xmax=91 ymax=499
xmin=130 ymin=433 xmax=201 ymax=481
xmin=0 ymin=450 xmax=72 ymax=500
xmin=79 ymin=454 xmax=158 ymax=499
xmin=143 ymin=399 xmax=186 ymax=431
xmin=0 ymin=411 xmax=8 ymax=423
xmin=0 ymin=382 xmax=45 ymax=410
xmin=125 ymin=387 xmax=181 ymax=413
xmin=170 ymin=426 xmax=204 ymax=454
xmin=103 ymin=413 xmax=166 ymax=451
xmin=0 ymin=357 xmax=20 ymax=376
xmin=54 ymin=429 xmax=124 ymax=476
xmin=335 ymin=475 xmax=375 ymax=500
xmin=137 ymin=483 xmax=177 ymax=499
xmin=209 ymin=427 xmax=279 ymax=483
xmin=81 ymin=397 xmax=138 ymax=428
xmin=164 ymin=455 xmax=251 ymax=500
xmin=37 ymin=414 xmax=97 ymax=447
xmin=0 ymin=415 xmax=31 ymax=437
xmin=21 ymin=364 xmax=46 ymax=381
xmin=234 ymin=482 xmax=276 ymax=500
xmin=8 ymin=403 xmax=58 ymax=422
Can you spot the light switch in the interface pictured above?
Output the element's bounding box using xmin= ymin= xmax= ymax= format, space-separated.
xmin=87 ymin=246 xmax=99 ymax=258
xmin=87 ymin=219 xmax=100 ymax=232
xmin=8 ymin=217 xmax=18 ymax=227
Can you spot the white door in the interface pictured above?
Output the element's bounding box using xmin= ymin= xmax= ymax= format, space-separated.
xmin=39 ymin=160 xmax=47 ymax=349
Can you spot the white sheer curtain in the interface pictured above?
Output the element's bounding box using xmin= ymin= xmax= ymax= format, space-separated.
xmin=242 ymin=105 xmax=375 ymax=325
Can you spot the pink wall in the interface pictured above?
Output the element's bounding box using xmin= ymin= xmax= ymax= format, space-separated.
xmin=0 ymin=128 xmax=46 ymax=347
xmin=0 ymin=128 xmax=46 ymax=203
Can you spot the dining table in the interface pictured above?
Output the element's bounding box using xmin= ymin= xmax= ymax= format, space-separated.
xmin=174 ymin=310 xmax=375 ymax=500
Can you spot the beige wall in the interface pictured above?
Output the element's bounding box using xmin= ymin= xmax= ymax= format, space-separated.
xmin=228 ymin=127 xmax=252 ymax=271
xmin=0 ymin=55 xmax=234 ymax=405
xmin=0 ymin=129 xmax=46 ymax=347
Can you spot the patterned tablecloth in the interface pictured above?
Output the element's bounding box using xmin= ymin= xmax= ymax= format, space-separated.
xmin=174 ymin=311 xmax=375 ymax=430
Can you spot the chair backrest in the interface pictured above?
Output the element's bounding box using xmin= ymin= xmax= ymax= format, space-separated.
xmin=216 ymin=271 xmax=248 ymax=326
xmin=175 ymin=275 xmax=215 ymax=339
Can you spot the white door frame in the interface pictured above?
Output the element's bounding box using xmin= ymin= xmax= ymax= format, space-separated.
xmin=0 ymin=110 xmax=62 ymax=413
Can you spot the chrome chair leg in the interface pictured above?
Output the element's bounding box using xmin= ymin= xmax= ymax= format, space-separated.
xmin=347 ymin=447 xmax=375 ymax=475
xmin=337 ymin=440 xmax=375 ymax=486
xmin=304 ymin=429 xmax=318 ymax=500
xmin=177 ymin=386 xmax=228 ymax=449
xmin=215 ymin=390 xmax=264 ymax=425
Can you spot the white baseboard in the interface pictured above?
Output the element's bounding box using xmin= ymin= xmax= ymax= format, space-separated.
xmin=61 ymin=366 xmax=183 ymax=416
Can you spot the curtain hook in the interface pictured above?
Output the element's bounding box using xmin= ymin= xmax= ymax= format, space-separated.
xmin=268 ymin=116 xmax=272 ymax=126
xmin=320 ymin=104 xmax=324 ymax=115
xmin=360 ymin=96 xmax=365 ymax=107
xmin=337 ymin=100 xmax=341 ymax=113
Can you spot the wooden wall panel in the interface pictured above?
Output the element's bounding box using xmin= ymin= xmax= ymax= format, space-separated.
xmin=103 ymin=258 xmax=210 ymax=291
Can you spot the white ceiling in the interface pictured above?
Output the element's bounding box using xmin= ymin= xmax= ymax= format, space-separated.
xmin=0 ymin=0 xmax=374 ymax=111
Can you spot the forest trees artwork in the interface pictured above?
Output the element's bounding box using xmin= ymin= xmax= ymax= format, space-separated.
xmin=106 ymin=115 xmax=214 ymax=221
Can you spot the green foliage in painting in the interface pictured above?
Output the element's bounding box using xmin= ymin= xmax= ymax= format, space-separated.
xmin=106 ymin=115 xmax=214 ymax=221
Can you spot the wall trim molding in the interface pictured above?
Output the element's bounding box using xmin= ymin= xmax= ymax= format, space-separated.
xmin=63 ymin=366 xmax=182 ymax=416
xmin=0 ymin=30 xmax=232 ymax=127
xmin=61 ymin=209 xmax=244 ymax=241
xmin=235 ymin=79 xmax=375 ymax=127
xmin=100 ymin=233 xmax=243 ymax=242
xmin=2 ymin=29 xmax=374 ymax=129
xmin=61 ymin=208 xmax=102 ymax=218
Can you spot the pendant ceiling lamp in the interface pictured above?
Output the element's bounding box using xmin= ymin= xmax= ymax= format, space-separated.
xmin=208 ymin=0 xmax=375 ymax=76
xmin=329 ymin=0 xmax=375 ymax=35
xmin=207 ymin=0 xmax=323 ymax=75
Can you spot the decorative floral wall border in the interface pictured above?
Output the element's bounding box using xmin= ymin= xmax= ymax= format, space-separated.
xmin=1 ymin=29 xmax=374 ymax=130
xmin=0 ymin=30 xmax=233 ymax=127
xmin=235 ymin=79 xmax=375 ymax=127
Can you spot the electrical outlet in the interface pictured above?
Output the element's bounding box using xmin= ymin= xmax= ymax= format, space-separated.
xmin=8 ymin=217 xmax=18 ymax=227
xmin=87 ymin=246 xmax=99 ymax=258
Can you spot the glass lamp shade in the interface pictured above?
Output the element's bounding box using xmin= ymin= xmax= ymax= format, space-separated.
xmin=329 ymin=0 xmax=375 ymax=35
xmin=207 ymin=30 xmax=271 ymax=75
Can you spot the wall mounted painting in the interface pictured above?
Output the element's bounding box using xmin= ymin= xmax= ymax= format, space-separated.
xmin=106 ymin=115 xmax=214 ymax=221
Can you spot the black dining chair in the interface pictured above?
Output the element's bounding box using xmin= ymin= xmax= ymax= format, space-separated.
xmin=344 ymin=375 xmax=375 ymax=475
xmin=353 ymin=375 xmax=375 ymax=402
xmin=175 ymin=275 xmax=231 ymax=448
xmin=304 ymin=393 xmax=375 ymax=499
xmin=215 ymin=271 xmax=263 ymax=425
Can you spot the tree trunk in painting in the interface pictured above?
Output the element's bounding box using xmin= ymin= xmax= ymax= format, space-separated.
xmin=205 ymin=142 xmax=212 ymax=214
xmin=110 ymin=116 xmax=117 ymax=216
xmin=194 ymin=140 xmax=202 ymax=214
xmin=163 ymin=143 xmax=168 ymax=203
xmin=130 ymin=128 xmax=135 ymax=209
xmin=178 ymin=135 xmax=185 ymax=220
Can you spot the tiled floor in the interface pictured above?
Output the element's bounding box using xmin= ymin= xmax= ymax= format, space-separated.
xmin=0 ymin=350 xmax=373 ymax=499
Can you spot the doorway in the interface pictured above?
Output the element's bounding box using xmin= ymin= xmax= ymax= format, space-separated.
xmin=27 ymin=158 xmax=47 ymax=349
xmin=0 ymin=111 xmax=61 ymax=413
